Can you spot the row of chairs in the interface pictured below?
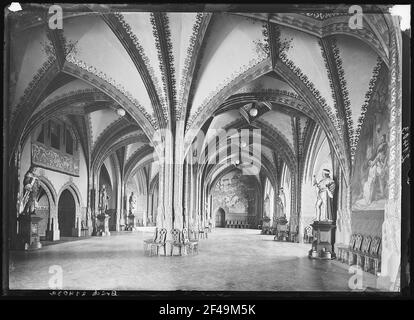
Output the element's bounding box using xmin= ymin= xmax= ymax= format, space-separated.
xmin=225 ymin=220 xmax=250 ymax=228
xmin=144 ymin=227 xmax=210 ymax=256
xmin=190 ymin=223 xmax=212 ymax=240
xmin=336 ymin=234 xmax=382 ymax=275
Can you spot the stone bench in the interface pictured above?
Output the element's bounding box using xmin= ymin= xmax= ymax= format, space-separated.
xmin=337 ymin=233 xmax=381 ymax=275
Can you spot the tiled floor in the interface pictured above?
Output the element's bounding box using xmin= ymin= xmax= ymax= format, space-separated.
xmin=9 ymin=228 xmax=353 ymax=291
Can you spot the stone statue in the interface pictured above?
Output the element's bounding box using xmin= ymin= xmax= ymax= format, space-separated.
xmin=313 ymin=169 xmax=336 ymax=222
xmin=276 ymin=192 xmax=285 ymax=218
xmin=98 ymin=184 xmax=110 ymax=215
xmin=20 ymin=166 xmax=39 ymax=215
xmin=129 ymin=192 xmax=136 ymax=215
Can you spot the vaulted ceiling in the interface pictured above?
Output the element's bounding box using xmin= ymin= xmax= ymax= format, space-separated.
xmin=8 ymin=4 xmax=392 ymax=185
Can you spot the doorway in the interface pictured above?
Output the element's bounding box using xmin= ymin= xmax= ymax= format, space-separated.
xmin=215 ymin=208 xmax=226 ymax=227
xmin=58 ymin=189 xmax=76 ymax=237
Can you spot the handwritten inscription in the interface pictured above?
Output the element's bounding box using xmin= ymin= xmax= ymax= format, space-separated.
xmin=49 ymin=290 xmax=118 ymax=297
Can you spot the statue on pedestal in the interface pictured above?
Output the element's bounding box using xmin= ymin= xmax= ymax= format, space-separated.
xmin=129 ymin=192 xmax=136 ymax=215
xmin=98 ymin=184 xmax=110 ymax=215
xmin=96 ymin=185 xmax=111 ymax=236
xmin=20 ymin=166 xmax=39 ymax=215
xmin=127 ymin=192 xmax=137 ymax=231
xmin=18 ymin=166 xmax=43 ymax=250
xmin=276 ymin=193 xmax=285 ymax=218
xmin=313 ymin=169 xmax=336 ymax=222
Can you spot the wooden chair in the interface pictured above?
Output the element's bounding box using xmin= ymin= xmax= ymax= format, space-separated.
xmin=349 ymin=234 xmax=363 ymax=265
xmin=145 ymin=228 xmax=167 ymax=256
xmin=357 ymin=235 xmax=372 ymax=268
xmin=365 ymin=237 xmax=382 ymax=274
xmin=144 ymin=228 xmax=159 ymax=252
xmin=198 ymin=226 xmax=206 ymax=239
xmin=183 ymin=227 xmax=198 ymax=255
xmin=303 ymin=226 xmax=313 ymax=243
xmin=170 ymin=228 xmax=186 ymax=256
xmin=337 ymin=234 xmax=356 ymax=263
xmin=189 ymin=227 xmax=198 ymax=241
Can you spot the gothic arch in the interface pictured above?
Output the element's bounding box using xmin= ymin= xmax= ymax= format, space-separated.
xmin=57 ymin=181 xmax=83 ymax=211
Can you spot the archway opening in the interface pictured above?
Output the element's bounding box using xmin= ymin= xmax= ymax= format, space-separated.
xmin=58 ymin=189 xmax=76 ymax=237
xmin=215 ymin=208 xmax=226 ymax=227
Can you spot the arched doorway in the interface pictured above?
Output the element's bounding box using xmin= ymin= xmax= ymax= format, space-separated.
xmin=58 ymin=189 xmax=76 ymax=237
xmin=215 ymin=208 xmax=226 ymax=227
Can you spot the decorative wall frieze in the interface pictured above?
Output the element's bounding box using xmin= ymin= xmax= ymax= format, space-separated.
xmin=32 ymin=142 xmax=80 ymax=176
xmin=65 ymin=54 xmax=158 ymax=129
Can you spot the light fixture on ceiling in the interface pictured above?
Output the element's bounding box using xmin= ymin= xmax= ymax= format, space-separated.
xmin=241 ymin=141 xmax=247 ymax=148
xmin=249 ymin=107 xmax=258 ymax=117
xmin=234 ymin=159 xmax=240 ymax=165
xmin=117 ymin=108 xmax=126 ymax=117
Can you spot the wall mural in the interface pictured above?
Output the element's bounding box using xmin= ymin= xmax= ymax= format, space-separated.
xmin=211 ymin=170 xmax=257 ymax=224
xmin=31 ymin=143 xmax=80 ymax=176
xmin=351 ymin=71 xmax=389 ymax=211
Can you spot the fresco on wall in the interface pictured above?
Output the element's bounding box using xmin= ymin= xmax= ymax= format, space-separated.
xmin=211 ymin=170 xmax=257 ymax=224
xmin=351 ymin=73 xmax=389 ymax=211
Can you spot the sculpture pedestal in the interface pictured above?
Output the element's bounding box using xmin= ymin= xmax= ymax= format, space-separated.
xmin=96 ymin=214 xmax=111 ymax=236
xmin=126 ymin=214 xmax=136 ymax=231
xmin=17 ymin=214 xmax=43 ymax=250
xmin=274 ymin=224 xmax=288 ymax=241
xmin=273 ymin=216 xmax=289 ymax=241
xmin=308 ymin=221 xmax=336 ymax=260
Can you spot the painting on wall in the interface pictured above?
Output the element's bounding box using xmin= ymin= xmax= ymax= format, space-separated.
xmin=212 ymin=170 xmax=257 ymax=222
xmin=351 ymin=74 xmax=389 ymax=211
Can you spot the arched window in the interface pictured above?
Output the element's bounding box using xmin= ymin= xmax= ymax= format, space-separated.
xmin=34 ymin=120 xmax=77 ymax=156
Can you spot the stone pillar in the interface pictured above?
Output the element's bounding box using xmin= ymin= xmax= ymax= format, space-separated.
xmin=115 ymin=169 xmax=122 ymax=232
xmin=90 ymin=170 xmax=100 ymax=236
xmin=380 ymin=18 xmax=402 ymax=291
xmin=72 ymin=217 xmax=81 ymax=237
xmin=46 ymin=217 xmax=60 ymax=241
xmin=9 ymin=148 xmax=21 ymax=249
xmin=119 ymin=182 xmax=126 ymax=230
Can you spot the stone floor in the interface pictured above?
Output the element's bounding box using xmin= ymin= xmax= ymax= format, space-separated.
xmin=9 ymin=228 xmax=353 ymax=291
